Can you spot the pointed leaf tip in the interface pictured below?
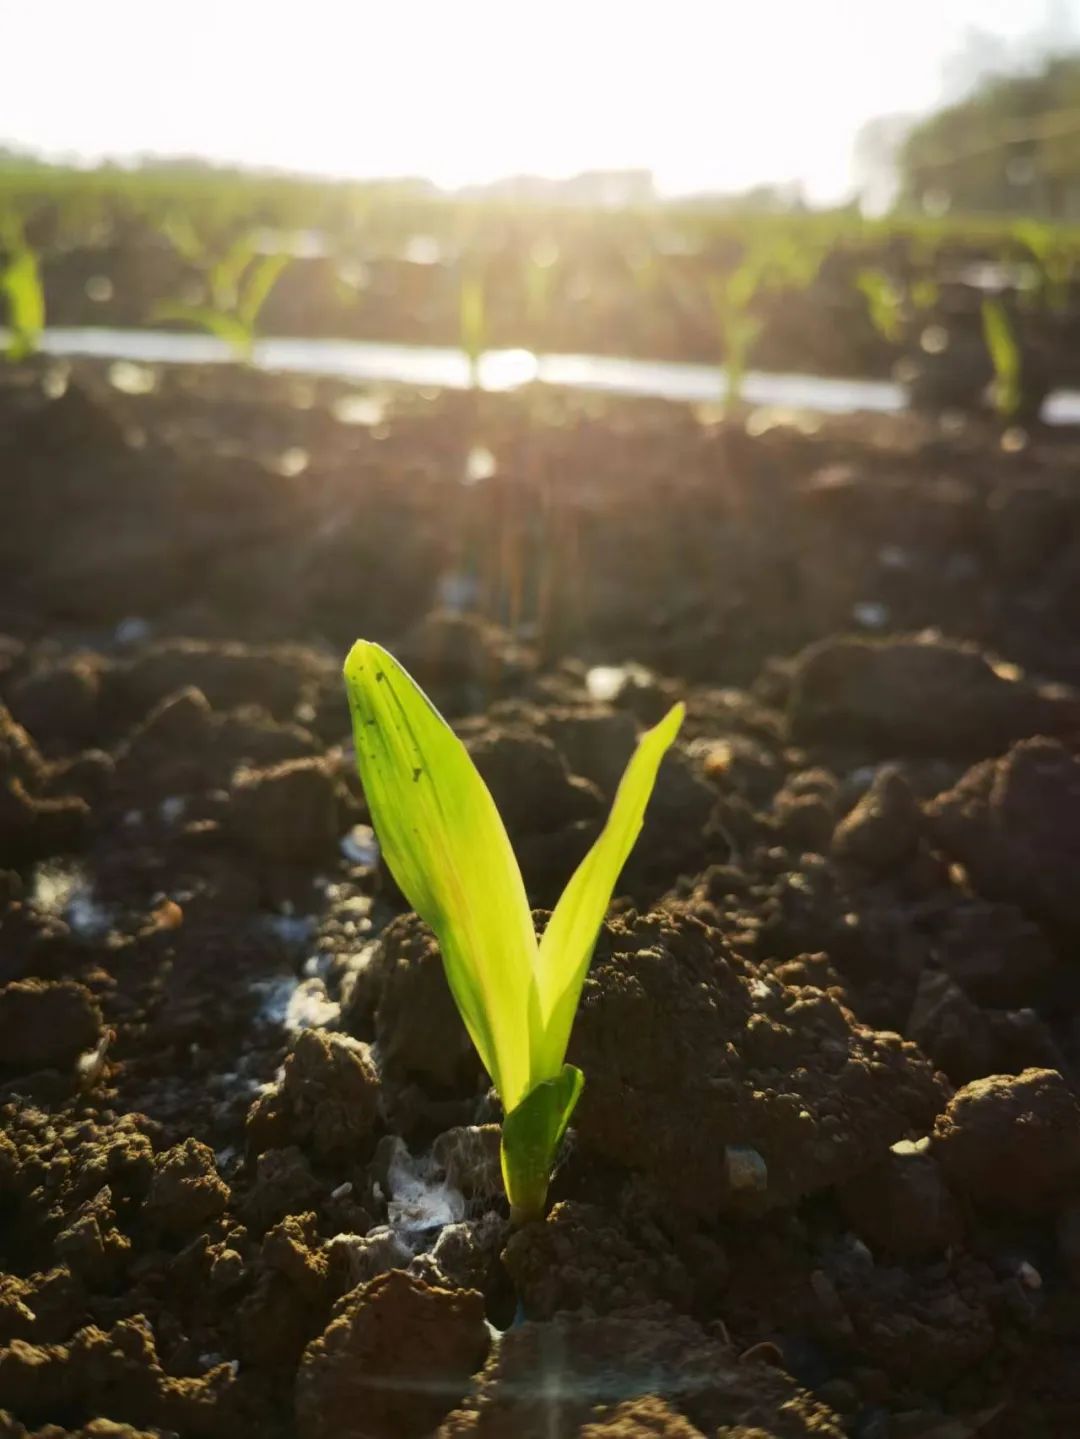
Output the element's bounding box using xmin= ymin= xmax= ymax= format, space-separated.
xmin=533 ymin=701 xmax=684 ymax=1082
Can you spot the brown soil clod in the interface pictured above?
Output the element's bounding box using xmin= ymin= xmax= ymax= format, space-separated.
xmin=5 ymin=362 xmax=1080 ymax=1437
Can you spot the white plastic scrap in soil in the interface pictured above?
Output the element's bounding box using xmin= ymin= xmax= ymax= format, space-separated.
xmin=436 ymin=569 xmax=480 ymax=613
xmin=159 ymin=796 xmax=187 ymax=826
xmin=77 ymin=1030 xmax=112 ymax=1089
xmin=284 ymin=977 xmax=340 ymax=1033
xmin=108 ymin=360 xmax=156 ymax=395
xmin=329 ymin=1227 xmax=412 ymax=1288
xmin=249 ymin=973 xmax=302 ymax=1029
xmin=261 ymin=909 xmax=316 ymax=948
xmin=852 ymin=600 xmax=890 ymax=630
xmin=340 ymin=824 xmax=379 ymax=867
xmin=32 ymin=862 xmax=111 ymax=939
xmin=463 ymin=445 xmax=497 ymax=485
xmin=114 ymin=616 xmax=152 ymax=646
xmin=384 ymin=1136 xmax=466 ymax=1241
xmin=273 ymin=446 xmax=309 ymax=478
xmin=249 ymin=971 xmax=340 ymax=1035
xmin=332 ymin=392 xmax=387 ymax=427
xmin=585 ymin=661 xmax=654 ymax=704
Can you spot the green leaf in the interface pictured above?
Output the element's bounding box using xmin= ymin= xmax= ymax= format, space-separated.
xmin=533 ymin=702 xmax=684 ymax=1079
xmin=1 ymin=244 xmax=44 ymax=360
xmin=856 ymin=268 xmax=903 ymax=344
xmin=239 ymin=252 xmax=289 ymax=331
xmin=459 ymin=272 xmax=485 ymax=387
xmin=981 ymin=297 xmax=1021 ymax=419
xmin=151 ymin=301 xmax=253 ymax=359
xmin=728 ymin=257 xmax=764 ymax=313
xmin=501 ymin=1063 xmax=584 ymax=1224
xmin=724 ymin=314 xmax=762 ymax=406
xmin=343 ymin=640 xmax=538 ymax=1109
xmin=910 ymin=278 xmax=939 ymax=313
xmin=160 ymin=213 xmax=209 ymax=267
xmin=210 ymin=232 xmax=259 ymax=310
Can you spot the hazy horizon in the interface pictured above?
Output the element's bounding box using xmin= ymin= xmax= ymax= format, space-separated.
xmin=3 ymin=0 xmax=1078 ymax=204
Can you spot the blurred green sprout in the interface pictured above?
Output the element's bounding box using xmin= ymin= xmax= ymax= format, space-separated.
xmin=856 ymin=267 xmax=905 ymax=345
xmin=707 ymin=268 xmax=763 ymax=407
xmin=981 ymin=297 xmax=1021 ymax=420
xmin=155 ymin=218 xmax=289 ymax=361
xmin=706 ymin=232 xmax=824 ymax=405
xmin=344 ymin=640 xmax=682 ymax=1224
xmin=1013 ymin=219 xmax=1072 ymax=314
xmin=0 ymin=221 xmax=45 ymax=361
xmin=459 ymin=267 xmax=486 ymax=389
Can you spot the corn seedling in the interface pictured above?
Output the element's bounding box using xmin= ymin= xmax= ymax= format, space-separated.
xmin=155 ymin=219 xmax=289 ymax=361
xmin=525 ymin=239 xmax=559 ymax=332
xmin=1013 ymin=219 xmax=1072 ymax=314
xmin=625 ymin=241 xmax=660 ymax=302
xmin=343 ymin=641 xmax=682 ymax=1223
xmin=0 ymin=221 xmax=44 ymax=360
xmin=459 ymin=268 xmax=486 ymax=389
xmin=856 ymin=268 xmax=905 ymax=344
xmin=981 ymin=297 xmax=1021 ymax=420
xmin=704 ymin=232 xmax=825 ymax=406
xmin=910 ymin=277 xmax=940 ymax=313
xmin=707 ymin=269 xmax=762 ymax=406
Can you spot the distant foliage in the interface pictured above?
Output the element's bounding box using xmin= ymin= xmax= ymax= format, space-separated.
xmin=900 ymin=53 xmax=1080 ymax=219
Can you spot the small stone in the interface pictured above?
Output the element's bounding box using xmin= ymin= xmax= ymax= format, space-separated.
xmin=1016 ymin=1260 xmax=1042 ymax=1290
xmin=724 ymin=1144 xmax=768 ymax=1194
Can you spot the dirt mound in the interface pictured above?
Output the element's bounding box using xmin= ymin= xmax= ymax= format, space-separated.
xmin=4 ymin=363 xmax=1080 ymax=1437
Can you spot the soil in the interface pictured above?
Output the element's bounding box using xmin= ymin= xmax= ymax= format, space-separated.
xmin=3 ymin=355 xmax=1080 ymax=1437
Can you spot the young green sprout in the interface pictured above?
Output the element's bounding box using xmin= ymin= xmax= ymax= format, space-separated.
xmin=344 ymin=641 xmax=683 ymax=1224
xmin=154 ymin=220 xmax=289 ymax=362
xmin=0 ymin=220 xmax=45 ymax=361
xmin=981 ymin=297 xmax=1022 ymax=422
xmin=458 ymin=269 xmax=486 ymax=390
xmin=855 ymin=267 xmax=904 ymax=345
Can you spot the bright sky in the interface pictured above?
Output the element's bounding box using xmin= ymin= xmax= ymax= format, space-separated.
xmin=2 ymin=0 xmax=1076 ymax=201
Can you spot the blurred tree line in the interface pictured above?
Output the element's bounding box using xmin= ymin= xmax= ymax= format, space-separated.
xmin=898 ymin=53 xmax=1080 ymax=219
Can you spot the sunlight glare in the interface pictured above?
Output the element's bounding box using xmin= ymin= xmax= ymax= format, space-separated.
xmin=0 ymin=0 xmax=1060 ymax=202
